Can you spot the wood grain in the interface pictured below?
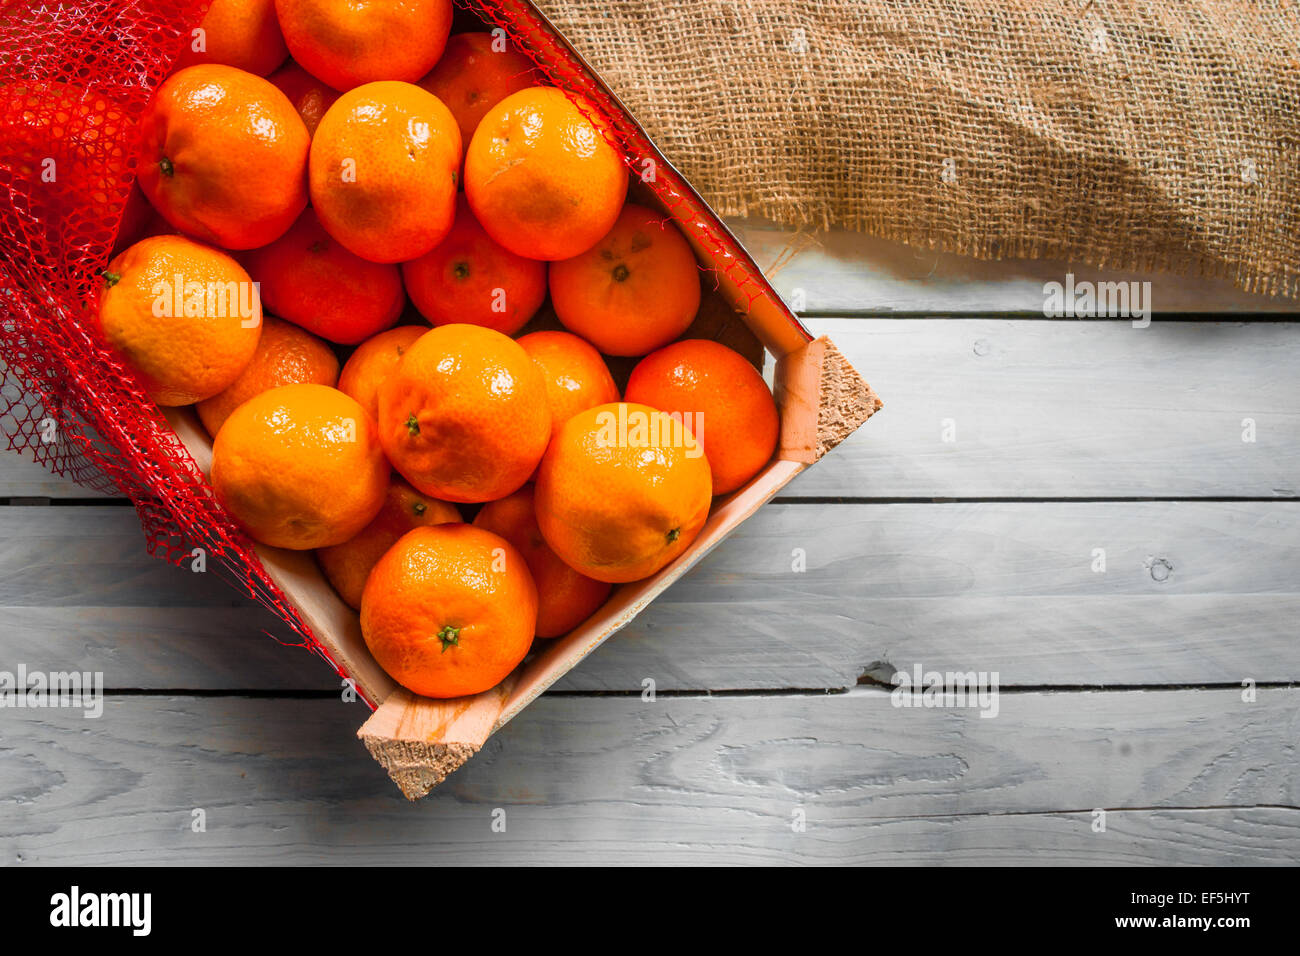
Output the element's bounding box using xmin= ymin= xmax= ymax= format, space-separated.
xmin=360 ymin=683 xmax=518 ymax=800
xmin=789 ymin=319 xmax=1300 ymax=498
xmin=0 ymin=215 xmax=1293 ymax=859
xmin=1 ymin=501 xmax=1296 ymax=690
xmin=0 ymin=449 xmax=111 ymax=498
xmin=729 ymin=219 xmax=1298 ymax=316
xmin=7 ymin=320 xmax=1297 ymax=501
xmin=2 ymin=689 xmax=1295 ymax=865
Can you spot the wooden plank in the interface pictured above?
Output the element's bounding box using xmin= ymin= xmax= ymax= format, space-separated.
xmin=2 ymin=689 xmax=1296 ymax=864
xmin=5 ymin=320 xmax=1299 ymax=500
xmin=729 ymin=219 xmax=1297 ymax=316
xmin=790 ymin=319 xmax=1300 ymax=498
xmin=565 ymin=500 xmax=1300 ymax=689
xmin=0 ymin=374 xmax=112 ymax=498
xmin=6 ymin=320 xmax=1298 ymax=500
xmin=0 ymin=502 xmax=1296 ymax=690
xmin=0 ymin=605 xmax=331 ymax=690
xmin=0 ymin=506 xmax=249 ymax=607
xmin=0 ymin=450 xmax=108 ymax=498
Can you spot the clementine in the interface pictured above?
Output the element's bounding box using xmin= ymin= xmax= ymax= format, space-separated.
xmin=242 ymin=206 xmax=405 ymax=344
xmin=111 ymin=184 xmax=162 ymax=255
xmin=196 ymin=315 xmax=340 ymax=437
xmin=516 ymin=330 xmax=620 ymax=449
xmin=336 ymin=324 xmax=427 ymax=422
xmin=211 ymin=383 xmax=388 ymax=549
xmin=137 ymin=64 xmax=309 ymax=250
xmin=416 ymin=32 xmax=538 ymax=151
xmin=274 ymin=0 xmax=452 ymax=91
xmin=474 ymin=486 xmax=611 ymax=638
xmin=317 ymin=476 xmax=461 ymax=609
xmin=534 ymin=402 xmax=712 ymax=583
xmin=173 ymin=0 xmax=289 ymax=76
xmin=465 ymin=87 xmax=627 ymax=261
xmin=309 ymin=81 xmax=461 ymax=263
xmin=361 ymin=524 xmax=538 ymax=698
xmin=267 ymin=60 xmax=340 ymax=135
xmin=376 ymin=324 xmax=550 ymax=503
xmin=401 ymin=193 xmax=546 ymax=336
xmin=98 ymin=235 xmax=262 ymax=406
xmin=0 ymin=82 xmax=132 ymax=201
xmin=0 ymin=85 xmax=139 ymax=274
xmin=550 ymin=203 xmax=701 ymax=356
xmin=625 ymin=339 xmax=779 ymax=495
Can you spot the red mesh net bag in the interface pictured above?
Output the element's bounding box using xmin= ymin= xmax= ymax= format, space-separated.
xmin=0 ymin=0 xmax=354 ymax=688
xmin=0 ymin=0 xmax=781 ymax=708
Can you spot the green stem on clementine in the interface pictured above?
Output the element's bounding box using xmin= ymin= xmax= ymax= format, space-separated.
xmin=406 ymin=413 xmax=419 ymax=436
xmin=101 ymin=270 xmax=121 ymax=288
xmin=158 ymin=157 xmax=174 ymax=177
xmin=666 ymin=528 xmax=680 ymax=543
xmin=437 ymin=625 xmax=460 ymax=653
xmin=413 ymin=501 xmax=427 ymax=516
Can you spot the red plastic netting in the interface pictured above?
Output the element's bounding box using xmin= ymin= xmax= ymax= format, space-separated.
xmin=0 ymin=0 xmax=789 ymax=709
xmin=0 ymin=0 xmax=358 ymax=697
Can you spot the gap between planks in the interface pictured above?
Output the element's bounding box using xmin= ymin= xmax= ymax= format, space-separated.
xmin=49 ymin=681 xmax=1300 ymax=696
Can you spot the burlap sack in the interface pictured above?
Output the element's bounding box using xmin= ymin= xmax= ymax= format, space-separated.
xmin=536 ymin=0 xmax=1300 ymax=299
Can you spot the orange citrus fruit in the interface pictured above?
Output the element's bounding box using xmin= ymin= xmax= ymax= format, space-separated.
xmin=401 ymin=193 xmax=546 ymax=336
xmin=625 ymin=339 xmax=779 ymax=495
xmin=112 ymin=185 xmax=166 ymax=255
xmin=474 ymin=486 xmax=611 ymax=638
xmin=0 ymin=82 xmax=136 ymax=261
xmin=550 ymin=203 xmax=701 ymax=356
xmin=197 ymin=315 xmax=339 ymax=437
xmin=267 ymin=60 xmax=340 ymax=135
xmin=0 ymin=82 xmax=132 ymax=198
xmin=137 ymin=64 xmax=309 ymax=250
xmin=336 ymin=324 xmax=428 ymax=422
xmin=534 ymin=402 xmax=712 ymax=583
xmin=361 ymin=523 xmax=538 ymax=698
xmin=211 ymin=383 xmax=388 ymax=549
xmin=376 ymin=324 xmax=550 ymax=503
xmin=309 ymin=80 xmax=461 ymax=263
xmin=242 ymin=206 xmax=405 ymax=344
xmin=416 ymin=32 xmax=539 ymax=150
xmin=98 ymin=235 xmax=262 ymax=406
xmin=273 ymin=0 xmax=453 ymax=91
xmin=517 ymin=330 xmax=620 ymax=449
xmin=317 ymin=475 xmax=461 ymax=609
xmin=173 ymin=0 xmax=289 ymax=76
xmin=465 ymin=86 xmax=627 ymax=261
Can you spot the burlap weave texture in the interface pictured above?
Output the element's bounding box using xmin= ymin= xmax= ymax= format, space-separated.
xmin=537 ymin=0 xmax=1299 ymax=298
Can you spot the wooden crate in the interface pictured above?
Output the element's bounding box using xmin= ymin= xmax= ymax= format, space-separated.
xmin=163 ymin=1 xmax=882 ymax=799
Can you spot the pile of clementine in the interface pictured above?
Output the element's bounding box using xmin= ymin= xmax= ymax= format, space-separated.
xmin=101 ymin=0 xmax=780 ymax=700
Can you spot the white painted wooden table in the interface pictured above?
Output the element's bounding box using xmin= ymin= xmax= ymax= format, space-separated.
xmin=2 ymin=222 xmax=1297 ymax=865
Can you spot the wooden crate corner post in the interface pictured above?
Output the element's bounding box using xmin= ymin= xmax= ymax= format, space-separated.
xmin=776 ymin=335 xmax=883 ymax=464
xmin=358 ymin=677 xmax=517 ymax=801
